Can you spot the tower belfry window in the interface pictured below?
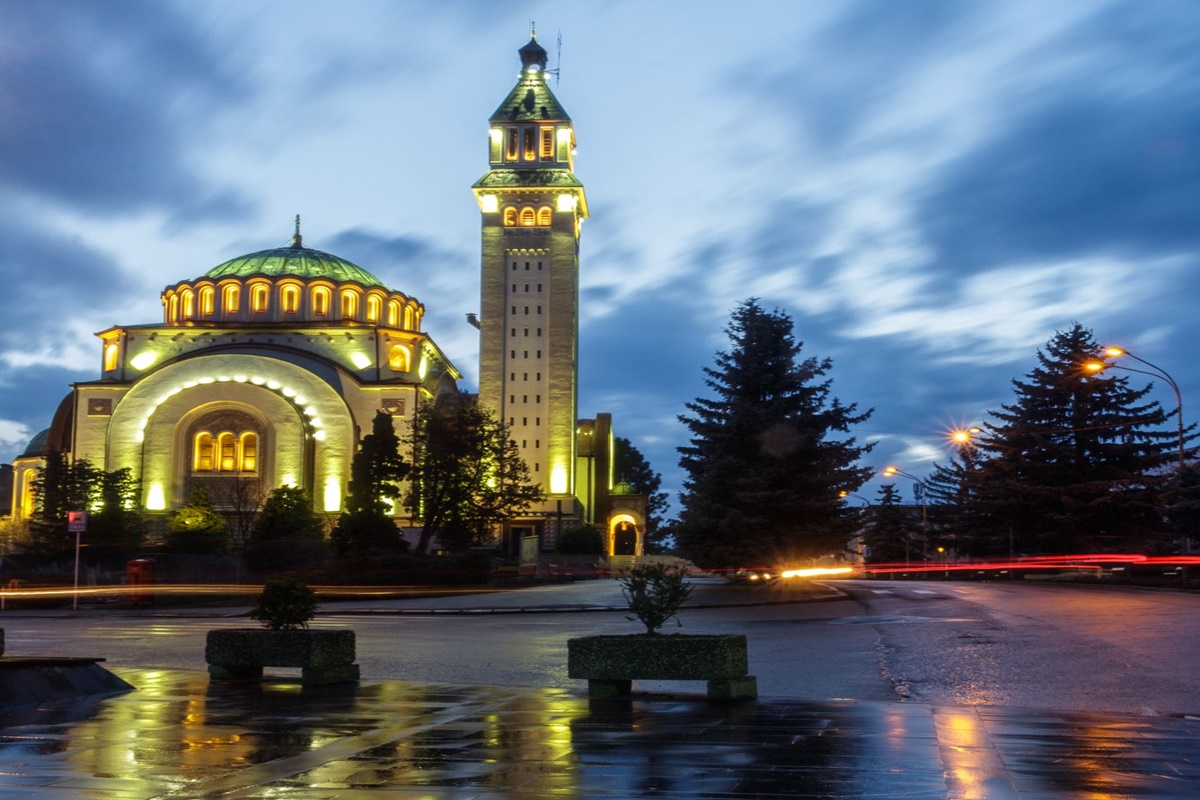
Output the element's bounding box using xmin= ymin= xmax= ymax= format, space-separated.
xmin=505 ymin=128 xmax=519 ymax=161
xmin=523 ymin=127 xmax=536 ymax=161
xmin=540 ymin=127 xmax=554 ymax=160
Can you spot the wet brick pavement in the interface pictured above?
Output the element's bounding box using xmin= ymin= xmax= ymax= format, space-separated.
xmin=0 ymin=668 xmax=1199 ymax=798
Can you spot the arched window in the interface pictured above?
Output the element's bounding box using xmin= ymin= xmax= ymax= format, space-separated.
xmin=168 ymin=294 xmax=179 ymax=323
xmin=251 ymin=284 xmax=269 ymax=313
xmin=519 ymin=206 xmax=536 ymax=227
xmin=281 ymin=285 xmax=299 ymax=313
xmin=190 ymin=411 xmax=262 ymax=475
xmin=537 ymin=206 xmax=552 ymax=226
xmin=312 ymin=286 xmax=330 ymax=316
xmin=181 ymin=290 xmax=195 ymax=319
xmin=222 ymin=284 xmax=240 ymax=314
xmin=366 ymin=295 xmax=382 ymax=323
xmin=387 ymin=299 xmax=400 ymax=327
xmin=199 ymin=286 xmax=215 ymax=316
xmin=389 ymin=345 xmax=410 ymax=372
xmin=240 ymin=432 xmax=257 ymax=472
xmin=340 ymin=290 xmax=358 ymax=319
xmin=403 ymin=305 xmax=414 ymax=330
xmin=194 ymin=432 xmax=214 ymax=472
xmin=218 ymin=432 xmax=236 ymax=472
xmin=503 ymin=206 xmax=517 ymax=227
xmin=103 ymin=343 xmax=119 ymax=372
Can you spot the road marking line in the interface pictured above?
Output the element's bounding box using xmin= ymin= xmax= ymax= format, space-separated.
xmin=871 ymin=590 xmax=893 ymax=594
xmin=913 ymin=590 xmax=938 ymax=595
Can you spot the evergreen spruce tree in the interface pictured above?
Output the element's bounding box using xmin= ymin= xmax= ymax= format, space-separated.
xmin=924 ymin=450 xmax=999 ymax=557
xmin=972 ymin=324 xmax=1177 ymax=554
xmin=863 ymin=484 xmax=915 ymax=564
xmin=28 ymin=451 xmax=87 ymax=554
xmin=675 ymin=299 xmax=873 ymax=568
xmin=30 ymin=456 xmax=143 ymax=555
xmin=612 ymin=437 xmax=670 ymax=552
xmin=332 ymin=411 xmax=410 ymax=558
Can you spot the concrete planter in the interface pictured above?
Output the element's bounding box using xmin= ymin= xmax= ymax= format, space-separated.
xmin=568 ymin=634 xmax=756 ymax=701
xmin=205 ymin=629 xmax=359 ymax=684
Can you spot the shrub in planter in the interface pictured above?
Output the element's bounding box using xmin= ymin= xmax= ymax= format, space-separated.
xmin=619 ymin=562 xmax=693 ymax=634
xmin=207 ymin=578 xmax=359 ymax=684
xmin=249 ymin=578 xmax=317 ymax=630
xmin=569 ymin=563 xmax=756 ymax=700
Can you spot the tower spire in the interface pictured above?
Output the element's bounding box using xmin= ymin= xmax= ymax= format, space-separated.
xmin=290 ymin=214 xmax=303 ymax=248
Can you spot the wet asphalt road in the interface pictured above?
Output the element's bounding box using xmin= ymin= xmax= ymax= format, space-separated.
xmin=2 ymin=578 xmax=1198 ymax=716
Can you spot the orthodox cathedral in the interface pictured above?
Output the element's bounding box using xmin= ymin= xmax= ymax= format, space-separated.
xmin=8 ymin=35 xmax=646 ymax=561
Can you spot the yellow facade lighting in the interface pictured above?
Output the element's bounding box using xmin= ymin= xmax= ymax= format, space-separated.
xmin=145 ymin=482 xmax=166 ymax=511
xmin=480 ymin=195 xmax=499 ymax=213
xmin=550 ymin=464 xmax=569 ymax=495
xmin=129 ymin=352 xmax=157 ymax=371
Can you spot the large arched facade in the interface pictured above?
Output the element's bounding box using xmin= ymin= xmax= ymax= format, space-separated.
xmin=101 ymin=353 xmax=354 ymax=512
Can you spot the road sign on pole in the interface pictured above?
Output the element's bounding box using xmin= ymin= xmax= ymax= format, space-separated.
xmin=69 ymin=510 xmax=87 ymax=609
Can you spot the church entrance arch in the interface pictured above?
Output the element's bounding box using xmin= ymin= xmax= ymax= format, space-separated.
xmin=610 ymin=514 xmax=640 ymax=556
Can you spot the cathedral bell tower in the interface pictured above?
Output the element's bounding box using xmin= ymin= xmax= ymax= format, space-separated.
xmin=472 ymin=33 xmax=589 ymax=544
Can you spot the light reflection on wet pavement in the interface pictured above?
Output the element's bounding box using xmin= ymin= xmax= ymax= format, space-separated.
xmin=0 ymin=668 xmax=1199 ymax=798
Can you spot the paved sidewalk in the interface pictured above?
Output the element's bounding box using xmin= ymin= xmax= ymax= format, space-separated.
xmin=1 ymin=668 xmax=1198 ymax=799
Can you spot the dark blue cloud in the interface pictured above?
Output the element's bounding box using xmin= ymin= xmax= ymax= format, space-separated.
xmin=920 ymin=5 xmax=1200 ymax=271
xmin=731 ymin=0 xmax=970 ymax=150
xmin=0 ymin=217 xmax=135 ymax=332
xmin=0 ymin=365 xmax=81 ymax=454
xmin=0 ymin=0 xmax=248 ymax=219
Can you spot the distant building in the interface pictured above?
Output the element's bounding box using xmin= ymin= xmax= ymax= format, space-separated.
xmin=11 ymin=34 xmax=645 ymax=559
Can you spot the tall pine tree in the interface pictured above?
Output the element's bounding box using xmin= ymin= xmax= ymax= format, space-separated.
xmin=332 ymin=411 xmax=410 ymax=557
xmin=972 ymin=324 xmax=1177 ymax=554
xmin=675 ymin=300 xmax=873 ymax=568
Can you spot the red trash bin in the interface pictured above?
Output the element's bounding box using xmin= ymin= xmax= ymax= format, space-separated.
xmin=126 ymin=559 xmax=155 ymax=603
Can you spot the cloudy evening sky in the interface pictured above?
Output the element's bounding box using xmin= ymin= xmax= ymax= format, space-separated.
xmin=1 ymin=0 xmax=1197 ymax=511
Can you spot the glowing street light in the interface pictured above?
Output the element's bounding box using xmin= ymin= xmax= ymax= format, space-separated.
xmin=950 ymin=427 xmax=982 ymax=446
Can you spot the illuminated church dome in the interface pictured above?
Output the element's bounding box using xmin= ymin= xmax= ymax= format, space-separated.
xmin=161 ymin=218 xmax=422 ymax=329
xmin=205 ymin=226 xmax=384 ymax=288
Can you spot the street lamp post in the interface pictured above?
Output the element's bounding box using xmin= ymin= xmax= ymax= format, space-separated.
xmin=883 ymin=466 xmax=928 ymax=561
xmin=1087 ymin=347 xmax=1188 ymax=553
xmin=1087 ymin=347 xmax=1184 ymax=468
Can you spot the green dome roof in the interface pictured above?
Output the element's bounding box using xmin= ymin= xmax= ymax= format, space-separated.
xmin=205 ymin=242 xmax=384 ymax=288
xmin=204 ymin=220 xmax=384 ymax=287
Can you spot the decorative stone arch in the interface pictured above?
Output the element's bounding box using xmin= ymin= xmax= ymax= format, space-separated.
xmin=608 ymin=512 xmax=643 ymax=557
xmin=105 ymin=353 xmax=355 ymax=512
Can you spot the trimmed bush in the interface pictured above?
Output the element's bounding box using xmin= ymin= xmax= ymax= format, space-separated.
xmin=249 ymin=578 xmax=317 ymax=630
